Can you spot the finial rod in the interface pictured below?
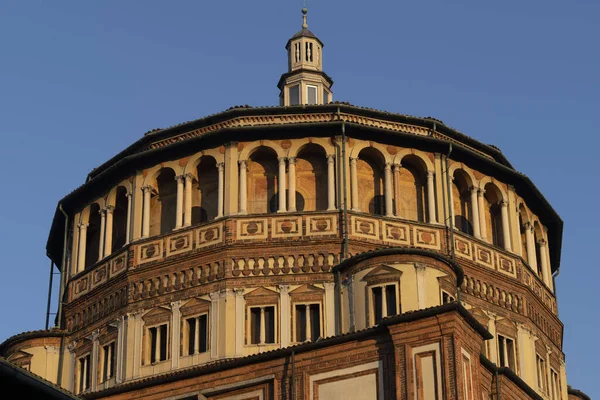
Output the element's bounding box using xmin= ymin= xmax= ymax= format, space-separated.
xmin=302 ymin=8 xmax=308 ymax=29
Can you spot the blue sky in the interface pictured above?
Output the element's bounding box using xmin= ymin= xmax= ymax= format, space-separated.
xmin=0 ymin=0 xmax=598 ymax=396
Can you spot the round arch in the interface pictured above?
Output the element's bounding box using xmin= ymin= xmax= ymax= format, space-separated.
xmin=238 ymin=140 xmax=286 ymax=161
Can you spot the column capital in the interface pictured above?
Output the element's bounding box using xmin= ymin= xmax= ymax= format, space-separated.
xmin=478 ymin=188 xmax=485 ymax=196
xmin=125 ymin=191 xmax=133 ymax=198
xmin=78 ymin=222 xmax=89 ymax=229
xmin=239 ymin=159 xmax=247 ymax=167
xmin=393 ymin=163 xmax=402 ymax=171
xmin=288 ymin=157 xmax=296 ymax=165
xmin=524 ymin=221 xmax=532 ymax=230
xmin=217 ymin=162 xmax=225 ymax=171
xmin=234 ymin=288 xmax=245 ymax=297
xmin=89 ymin=329 xmax=100 ymax=342
xmin=184 ymin=173 xmax=194 ymax=182
xmin=278 ymin=157 xmax=287 ymax=164
xmin=322 ymin=282 xmax=335 ymax=291
xmin=170 ymin=300 xmax=182 ymax=310
xmin=537 ymin=238 xmax=547 ymax=247
xmin=326 ymin=154 xmax=335 ymax=162
xmin=99 ymin=208 xmax=107 ymax=216
xmin=500 ymin=199 xmax=509 ymax=208
xmin=426 ymin=170 xmax=435 ymax=178
xmin=469 ymin=186 xmax=479 ymax=194
xmin=141 ymin=185 xmax=154 ymax=194
xmin=278 ymin=284 xmax=290 ymax=294
xmin=67 ymin=340 xmax=79 ymax=353
xmin=414 ymin=262 xmax=427 ymax=273
xmin=105 ymin=205 xmax=115 ymax=214
xmin=384 ymin=162 xmax=392 ymax=170
xmin=209 ymin=291 xmax=220 ymax=301
xmin=174 ymin=174 xmax=185 ymax=182
xmin=349 ymin=156 xmax=358 ymax=163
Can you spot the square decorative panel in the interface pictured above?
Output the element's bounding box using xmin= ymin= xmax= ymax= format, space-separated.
xmin=474 ymin=244 xmax=494 ymax=269
xmin=196 ymin=222 xmax=223 ymax=249
xmin=137 ymin=239 xmax=163 ymax=265
xmin=237 ymin=218 xmax=268 ymax=240
xmin=272 ymin=216 xmax=302 ymax=238
xmin=166 ymin=231 xmax=193 ymax=257
xmin=454 ymin=237 xmax=473 ymax=260
xmin=306 ymin=215 xmax=337 ymax=236
xmin=350 ymin=216 xmax=380 ymax=240
xmin=110 ymin=252 xmax=127 ymax=277
xmin=413 ymin=227 xmax=440 ymax=249
xmin=382 ymin=221 xmax=410 ymax=245
xmin=497 ymin=254 xmax=516 ymax=277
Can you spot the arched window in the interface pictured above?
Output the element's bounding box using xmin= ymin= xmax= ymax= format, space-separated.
xmin=247 ymin=147 xmax=279 ymax=214
xmin=112 ymin=187 xmax=128 ymax=252
xmin=295 ymin=144 xmax=327 ymax=211
xmin=397 ymin=155 xmax=427 ymax=222
xmin=357 ymin=148 xmax=385 ymax=215
xmin=85 ymin=203 xmax=101 ymax=269
xmin=452 ymin=170 xmax=473 ymax=235
xmin=533 ymin=222 xmax=543 ymax=277
xmin=150 ymin=168 xmax=177 ymax=236
xmin=192 ymin=156 xmax=219 ymax=225
xmin=483 ymin=184 xmax=504 ymax=248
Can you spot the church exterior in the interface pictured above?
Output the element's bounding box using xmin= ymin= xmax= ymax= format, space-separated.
xmin=0 ymin=9 xmax=591 ymax=400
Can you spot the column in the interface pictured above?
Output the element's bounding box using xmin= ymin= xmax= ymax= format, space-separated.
xmin=104 ymin=206 xmax=114 ymax=257
xmin=125 ymin=192 xmax=132 ymax=244
xmin=77 ymin=223 xmax=88 ymax=273
xmin=538 ymin=239 xmax=550 ymax=286
xmin=184 ymin=173 xmax=193 ymax=227
xmin=116 ymin=316 xmax=125 ymax=383
xmin=384 ymin=163 xmax=393 ymax=217
xmin=470 ymin=187 xmax=481 ymax=239
xmin=279 ymin=285 xmax=290 ymax=348
xmin=350 ymin=157 xmax=359 ymax=211
xmin=486 ymin=313 xmax=498 ymax=364
xmin=217 ymin=162 xmax=224 ymax=218
xmin=82 ymin=356 xmax=88 ymax=391
xmin=171 ymin=301 xmax=181 ymax=369
xmin=98 ymin=209 xmax=106 ymax=261
xmin=209 ymin=292 xmax=219 ymax=359
xmin=381 ymin=286 xmax=388 ymax=318
xmin=238 ymin=160 xmax=247 ymax=214
xmin=234 ymin=289 xmax=245 ymax=356
xmin=323 ymin=282 xmax=336 ymax=337
xmin=448 ymin=177 xmax=455 ymax=228
xmin=305 ymin=304 xmax=312 ymax=341
xmin=193 ymin=316 xmax=200 ymax=354
xmin=426 ymin=171 xmax=437 ymax=223
xmin=327 ymin=154 xmax=335 ymax=210
xmin=67 ymin=343 xmax=76 ymax=392
xmin=415 ymin=263 xmax=427 ymax=309
xmin=525 ymin=222 xmax=538 ymax=271
xmin=90 ymin=330 xmax=99 ymax=392
xmin=175 ymin=175 xmax=185 ymax=229
xmin=288 ymin=157 xmax=297 ymax=212
xmin=500 ymin=200 xmax=512 ymax=251
xmin=478 ymin=189 xmax=487 ymax=239
xmin=393 ymin=164 xmax=401 ymax=217
xmin=259 ymin=307 xmax=266 ymax=344
xmin=141 ymin=186 xmax=152 ymax=238
xmin=106 ymin=344 xmax=112 ymax=380
xmin=278 ymin=157 xmax=287 ymax=212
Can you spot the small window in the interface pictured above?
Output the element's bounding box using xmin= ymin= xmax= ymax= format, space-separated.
xmin=441 ymin=291 xmax=455 ymax=304
xmin=295 ymin=303 xmax=321 ymax=342
xmin=462 ymin=352 xmax=474 ymax=400
xmin=289 ymin=85 xmax=300 ymax=106
xmin=307 ymin=85 xmax=318 ymax=105
xmin=186 ymin=314 xmax=208 ymax=355
xmin=78 ymin=354 xmax=91 ymax=393
xmin=371 ymin=284 xmax=398 ymax=324
xmin=148 ymin=324 xmax=168 ymax=363
xmin=536 ymin=354 xmax=547 ymax=393
xmin=323 ymin=88 xmax=329 ymax=104
xmin=102 ymin=342 xmax=115 ymax=382
xmin=498 ymin=334 xmax=516 ymax=371
xmin=249 ymin=306 xmax=276 ymax=344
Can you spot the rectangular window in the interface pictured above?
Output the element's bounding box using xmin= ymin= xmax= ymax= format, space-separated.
xmin=295 ymin=303 xmax=321 ymax=342
xmin=289 ymin=85 xmax=300 ymax=106
xmin=498 ymin=334 xmax=516 ymax=371
xmin=323 ymin=88 xmax=329 ymax=104
xmin=550 ymin=368 xmax=561 ymax=400
xmin=371 ymin=284 xmax=398 ymax=324
xmin=186 ymin=314 xmax=208 ymax=355
xmin=149 ymin=324 xmax=168 ymax=363
xmin=249 ymin=306 xmax=276 ymax=344
xmin=78 ymin=354 xmax=91 ymax=393
xmin=102 ymin=342 xmax=115 ymax=382
xmin=536 ymin=354 xmax=547 ymax=393
xmin=307 ymin=85 xmax=318 ymax=105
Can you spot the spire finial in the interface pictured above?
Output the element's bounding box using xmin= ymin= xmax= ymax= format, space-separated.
xmin=302 ymin=7 xmax=308 ymax=29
